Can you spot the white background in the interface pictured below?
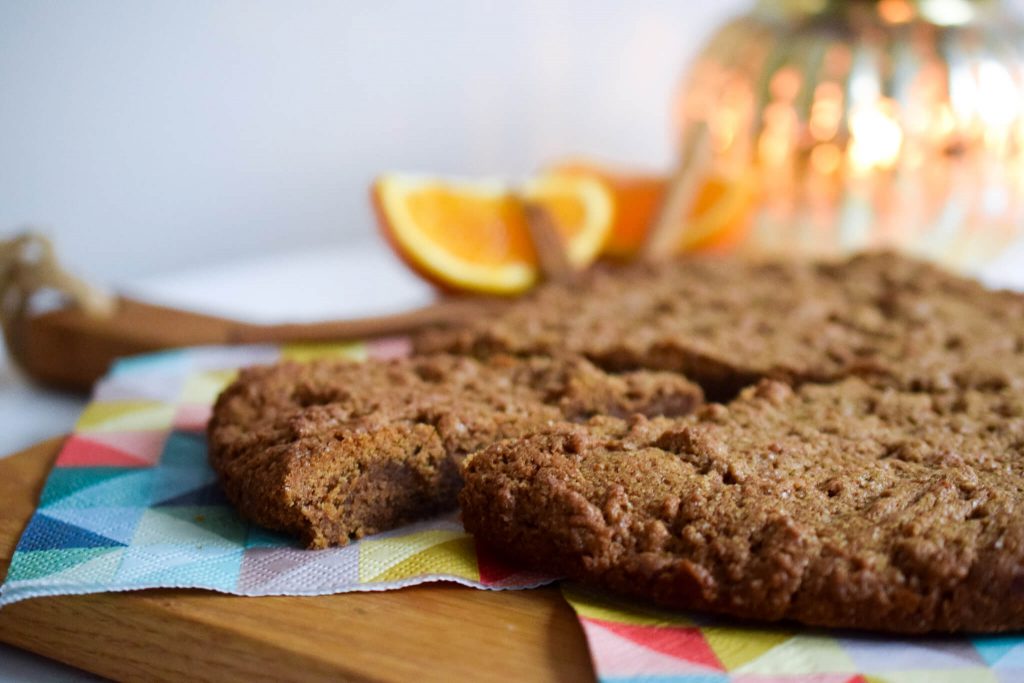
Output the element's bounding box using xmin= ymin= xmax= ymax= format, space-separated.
xmin=1 ymin=0 xmax=744 ymax=284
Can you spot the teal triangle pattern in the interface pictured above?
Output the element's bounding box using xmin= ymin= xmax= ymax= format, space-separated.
xmin=110 ymin=348 xmax=191 ymax=377
xmin=6 ymin=547 xmax=124 ymax=582
xmin=158 ymin=431 xmax=208 ymax=468
xmin=245 ymin=525 xmax=298 ymax=549
xmin=154 ymin=482 xmax=229 ymax=507
xmin=41 ymin=468 xmax=155 ymax=510
xmin=39 ymin=468 xmax=140 ymax=508
xmin=974 ymin=636 xmax=1023 ymax=667
xmin=151 ymin=464 xmax=217 ymax=507
xmin=41 ymin=506 xmax=146 ymax=546
xmin=116 ymin=545 xmax=244 ymax=591
xmin=17 ymin=513 xmax=126 ymax=551
xmin=131 ymin=505 xmax=247 ymax=548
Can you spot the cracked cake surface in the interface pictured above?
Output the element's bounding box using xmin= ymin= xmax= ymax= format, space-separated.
xmin=208 ymin=353 xmax=702 ymax=548
xmin=417 ymin=252 xmax=1024 ymax=399
xmin=460 ymin=378 xmax=1024 ymax=633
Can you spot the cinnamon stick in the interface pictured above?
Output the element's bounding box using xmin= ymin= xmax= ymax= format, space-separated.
xmin=523 ymin=202 xmax=575 ymax=284
xmin=641 ymin=123 xmax=713 ymax=260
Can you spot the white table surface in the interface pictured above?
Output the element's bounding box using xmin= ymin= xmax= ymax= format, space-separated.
xmin=2 ymin=240 xmax=1024 ymax=681
xmin=0 ymin=240 xmax=431 ymax=681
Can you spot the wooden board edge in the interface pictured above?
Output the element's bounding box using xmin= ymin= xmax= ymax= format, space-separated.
xmin=0 ymin=594 xmax=351 ymax=682
xmin=0 ymin=439 xmax=595 ymax=683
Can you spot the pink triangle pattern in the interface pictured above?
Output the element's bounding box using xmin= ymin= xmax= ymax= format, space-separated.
xmin=730 ymin=675 xmax=866 ymax=683
xmin=594 ymin=617 xmax=724 ymax=671
xmin=475 ymin=543 xmax=527 ymax=586
xmin=56 ymin=431 xmax=169 ymax=469
xmin=173 ymin=404 xmax=212 ymax=433
xmin=473 ymin=543 xmax=551 ymax=588
xmin=367 ymin=336 xmax=412 ymax=360
xmin=580 ymin=619 xmax=725 ymax=678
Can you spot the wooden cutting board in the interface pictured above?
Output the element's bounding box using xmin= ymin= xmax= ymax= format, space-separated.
xmin=0 ymin=439 xmax=595 ymax=682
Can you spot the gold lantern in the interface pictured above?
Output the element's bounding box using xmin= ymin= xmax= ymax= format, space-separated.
xmin=665 ymin=0 xmax=1024 ymax=270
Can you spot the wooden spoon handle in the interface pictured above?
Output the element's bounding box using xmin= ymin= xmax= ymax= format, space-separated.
xmin=226 ymin=297 xmax=503 ymax=344
xmin=17 ymin=296 xmax=500 ymax=393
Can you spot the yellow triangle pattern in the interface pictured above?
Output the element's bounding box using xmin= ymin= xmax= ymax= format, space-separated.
xmin=562 ymin=584 xmax=695 ymax=627
xmin=735 ymin=632 xmax=856 ymax=675
xmin=700 ymin=624 xmax=794 ymax=671
xmin=370 ymin=537 xmax=479 ymax=583
xmin=358 ymin=529 xmax=477 ymax=582
xmin=281 ymin=342 xmax=367 ymax=363
xmin=76 ymin=401 xmax=176 ymax=432
xmin=179 ymin=369 xmax=238 ymax=405
xmin=864 ymin=671 xmax=997 ymax=683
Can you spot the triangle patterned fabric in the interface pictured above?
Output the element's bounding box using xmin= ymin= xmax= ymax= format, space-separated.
xmin=0 ymin=342 xmax=551 ymax=610
xmin=561 ymin=585 xmax=1024 ymax=682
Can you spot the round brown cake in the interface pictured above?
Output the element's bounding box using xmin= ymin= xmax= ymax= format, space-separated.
xmin=460 ymin=378 xmax=1024 ymax=633
xmin=209 ymin=251 xmax=1024 ymax=632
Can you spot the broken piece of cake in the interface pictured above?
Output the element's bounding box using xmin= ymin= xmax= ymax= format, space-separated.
xmin=208 ymin=353 xmax=701 ymax=548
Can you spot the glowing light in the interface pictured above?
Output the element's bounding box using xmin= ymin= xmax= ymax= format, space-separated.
xmin=932 ymin=104 xmax=956 ymax=138
xmin=848 ymin=100 xmax=904 ymax=171
xmin=810 ymin=143 xmax=842 ymax=174
xmin=823 ymin=45 xmax=852 ymax=76
xmin=672 ymin=0 xmax=1024 ymax=265
xmin=711 ymin=109 xmax=739 ymax=151
xmin=920 ymin=0 xmax=976 ymax=26
xmin=902 ymin=145 xmax=924 ymax=169
xmin=771 ymin=67 xmax=802 ymax=102
xmin=977 ymin=60 xmax=1019 ymax=129
xmin=878 ymin=0 xmax=915 ymax=24
xmin=810 ymin=82 xmax=844 ymax=141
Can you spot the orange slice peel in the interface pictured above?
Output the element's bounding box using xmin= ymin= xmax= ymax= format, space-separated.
xmin=547 ymin=160 xmax=667 ymax=259
xmin=673 ymin=170 xmax=756 ymax=253
xmin=372 ymin=173 xmax=613 ymax=295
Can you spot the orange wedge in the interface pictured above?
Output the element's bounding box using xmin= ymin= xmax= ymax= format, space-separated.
xmin=372 ymin=173 xmax=613 ymax=295
xmin=548 ymin=161 xmax=666 ymax=258
xmin=549 ymin=160 xmax=756 ymax=257
xmin=672 ymin=171 xmax=756 ymax=253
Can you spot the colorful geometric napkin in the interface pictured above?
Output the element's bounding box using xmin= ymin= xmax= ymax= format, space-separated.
xmin=562 ymin=584 xmax=1024 ymax=683
xmin=0 ymin=340 xmax=552 ymax=607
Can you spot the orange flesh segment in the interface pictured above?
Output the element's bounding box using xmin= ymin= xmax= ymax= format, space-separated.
xmin=692 ymin=177 xmax=728 ymax=216
xmin=606 ymin=176 xmax=665 ymax=257
xmin=530 ymin=192 xmax=588 ymax=238
xmin=407 ymin=189 xmax=536 ymax=266
xmin=675 ymin=173 xmax=756 ymax=252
